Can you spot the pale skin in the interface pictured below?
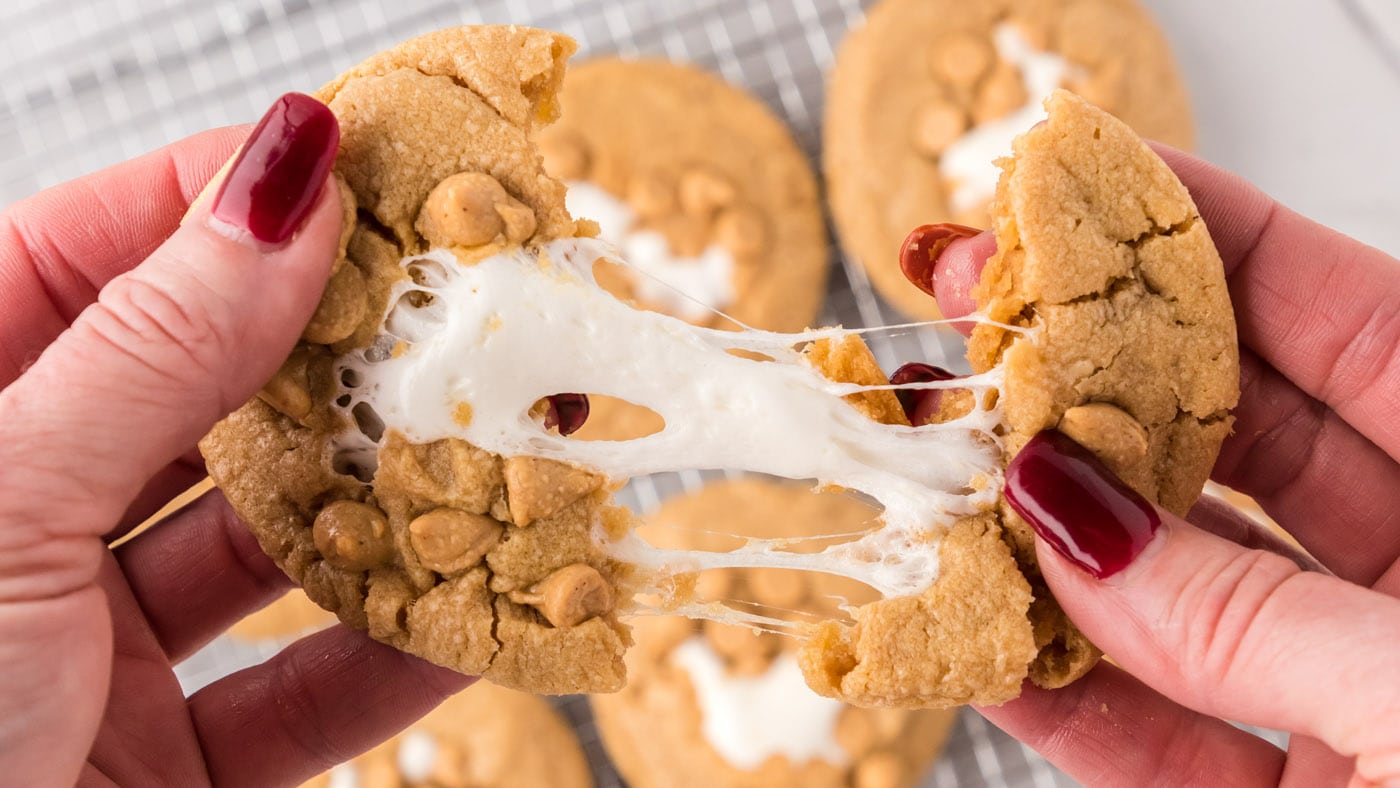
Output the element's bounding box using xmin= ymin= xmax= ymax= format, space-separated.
xmin=935 ymin=146 xmax=1400 ymax=786
xmin=1 ymin=121 xmax=1396 ymax=787
xmin=0 ymin=127 xmax=471 ymax=787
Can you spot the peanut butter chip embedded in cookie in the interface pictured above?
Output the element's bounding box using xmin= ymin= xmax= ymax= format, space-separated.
xmin=713 ymin=207 xmax=768 ymax=257
xmin=504 ymin=455 xmax=604 ymax=526
xmin=408 ymin=508 xmax=504 ymax=575
xmin=312 ymin=501 xmax=394 ymax=572
xmin=911 ymin=101 xmax=968 ymax=158
xmin=303 ymin=263 xmax=368 ymax=344
xmin=1057 ymin=402 xmax=1150 ymax=471
xmin=930 ymin=31 xmax=993 ymax=88
xmin=512 ymin=563 xmax=615 ymax=627
xmin=538 ymin=130 xmax=591 ymax=181
xmin=854 ymin=750 xmax=908 ymax=788
xmin=416 ymin=172 xmax=538 ymax=249
xmin=677 ymin=166 xmax=737 ymax=217
xmin=257 ymin=346 xmax=313 ymax=421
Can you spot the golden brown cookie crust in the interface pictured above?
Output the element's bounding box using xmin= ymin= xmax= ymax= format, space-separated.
xmin=799 ymin=90 xmax=1237 ymax=707
xmin=592 ymin=480 xmax=956 ymax=788
xmin=200 ymin=26 xmax=639 ymax=695
xmin=538 ymin=58 xmax=828 ymax=333
xmin=825 ymin=0 xmax=1194 ymax=320
xmin=302 ymin=683 xmax=594 ymax=788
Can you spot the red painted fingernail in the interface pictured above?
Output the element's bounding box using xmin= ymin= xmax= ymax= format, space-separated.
xmin=1005 ymin=430 xmax=1161 ymax=579
xmin=889 ymin=362 xmax=955 ymax=425
xmin=212 ymin=92 xmax=340 ymax=244
xmin=545 ymin=394 xmax=590 ymax=436
xmin=898 ymin=223 xmax=981 ymax=298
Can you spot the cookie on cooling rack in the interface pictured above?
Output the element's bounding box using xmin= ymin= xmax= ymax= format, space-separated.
xmin=538 ymin=58 xmax=827 ymax=332
xmin=592 ymin=479 xmax=956 ymax=788
xmin=825 ymin=0 xmax=1194 ymax=320
xmin=303 ymin=683 xmax=593 ymax=788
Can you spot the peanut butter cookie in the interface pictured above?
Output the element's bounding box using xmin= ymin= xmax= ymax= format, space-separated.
xmin=799 ymin=90 xmax=1237 ymax=706
xmin=825 ymin=0 xmax=1194 ymax=320
xmin=303 ymin=683 xmax=593 ymax=788
xmin=592 ymin=480 xmax=955 ymax=788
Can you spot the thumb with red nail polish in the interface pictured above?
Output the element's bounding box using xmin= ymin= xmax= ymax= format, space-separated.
xmin=996 ymin=430 xmax=1400 ymax=783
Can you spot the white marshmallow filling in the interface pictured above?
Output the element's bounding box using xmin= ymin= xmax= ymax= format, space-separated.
xmin=331 ymin=240 xmax=1018 ymax=610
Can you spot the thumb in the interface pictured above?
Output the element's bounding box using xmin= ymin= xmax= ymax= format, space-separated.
xmin=0 ymin=93 xmax=342 ymax=590
xmin=1006 ymin=430 xmax=1400 ymax=778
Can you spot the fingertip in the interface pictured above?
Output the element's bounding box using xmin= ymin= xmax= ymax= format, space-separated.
xmin=933 ymin=230 xmax=995 ymax=334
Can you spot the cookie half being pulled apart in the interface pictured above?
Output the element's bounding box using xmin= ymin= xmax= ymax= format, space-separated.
xmin=200 ymin=26 xmax=1238 ymax=706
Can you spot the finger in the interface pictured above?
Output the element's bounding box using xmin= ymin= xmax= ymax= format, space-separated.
xmin=114 ymin=489 xmax=292 ymax=662
xmin=978 ymin=662 xmax=1284 ymax=786
xmin=1150 ymin=144 xmax=1400 ymax=461
xmin=1006 ymin=430 xmax=1400 ymax=761
xmin=111 ymin=450 xmax=209 ymax=541
xmin=934 ymin=231 xmax=995 ymax=334
xmin=1186 ymin=493 xmax=1329 ymax=575
xmin=188 ymin=626 xmax=473 ymax=788
xmin=0 ymin=94 xmax=341 ymax=603
xmin=1212 ymin=349 xmax=1400 ymax=586
xmin=0 ymin=125 xmax=248 ymax=389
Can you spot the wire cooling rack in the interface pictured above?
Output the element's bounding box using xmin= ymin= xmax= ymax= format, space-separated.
xmin=0 ymin=0 xmax=1309 ymax=786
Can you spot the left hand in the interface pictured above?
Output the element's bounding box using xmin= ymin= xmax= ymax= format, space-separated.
xmin=0 ymin=95 xmax=470 ymax=788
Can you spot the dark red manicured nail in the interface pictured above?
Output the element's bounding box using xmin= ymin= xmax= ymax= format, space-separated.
xmin=212 ymin=92 xmax=340 ymax=244
xmin=899 ymin=223 xmax=982 ymax=298
xmin=1005 ymin=430 xmax=1161 ymax=579
xmin=545 ymin=394 xmax=590 ymax=436
xmin=889 ymin=362 xmax=956 ymax=425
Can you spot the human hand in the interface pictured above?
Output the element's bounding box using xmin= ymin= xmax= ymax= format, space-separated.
xmin=0 ymin=94 xmax=470 ymax=787
xmin=914 ymin=145 xmax=1400 ymax=787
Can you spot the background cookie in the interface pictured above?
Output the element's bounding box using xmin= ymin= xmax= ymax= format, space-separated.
xmin=227 ymin=590 xmax=336 ymax=641
xmin=825 ymin=0 xmax=1194 ymax=320
xmin=592 ymin=480 xmax=956 ymax=788
xmin=539 ymin=58 xmax=826 ymax=332
xmin=304 ymin=683 xmax=594 ymax=788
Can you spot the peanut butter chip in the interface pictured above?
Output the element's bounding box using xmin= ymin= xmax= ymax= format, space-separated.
xmin=677 ymin=166 xmax=737 ymax=217
xmin=416 ymin=172 xmax=537 ymax=249
xmin=513 ymin=563 xmax=615 ymax=628
xmin=854 ymin=751 xmax=908 ymax=788
xmin=930 ymin=31 xmax=993 ymax=87
xmin=258 ymin=346 xmax=313 ymax=421
xmin=504 ymin=456 xmax=605 ymax=526
xmin=713 ymin=207 xmax=768 ymax=257
xmin=538 ymin=131 xmax=591 ymax=181
xmin=973 ymin=63 xmax=1029 ymax=125
xmin=911 ymin=101 xmax=968 ymax=158
xmin=747 ymin=568 xmax=809 ymax=610
xmin=1058 ymin=402 xmax=1149 ymax=470
xmin=408 ymin=508 xmax=503 ymax=575
xmin=627 ymin=171 xmax=677 ymax=218
xmin=702 ymin=620 xmax=780 ymax=674
xmin=303 ymin=262 xmax=368 ymax=344
xmin=834 ymin=708 xmax=879 ymax=758
xmin=312 ymin=500 xmax=393 ymax=572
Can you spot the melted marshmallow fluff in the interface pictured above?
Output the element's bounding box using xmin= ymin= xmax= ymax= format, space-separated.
xmin=672 ymin=638 xmax=848 ymax=769
xmin=567 ymin=181 xmax=735 ymax=321
xmin=396 ymin=731 xmax=438 ymax=782
xmin=335 ymin=241 xmax=1004 ymax=598
xmin=940 ymin=23 xmax=1082 ymax=213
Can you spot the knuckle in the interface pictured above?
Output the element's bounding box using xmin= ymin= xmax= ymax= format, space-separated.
xmin=1168 ymin=548 xmax=1302 ymax=696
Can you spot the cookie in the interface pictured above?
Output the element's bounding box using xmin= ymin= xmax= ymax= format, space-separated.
xmin=825 ymin=0 xmax=1194 ymax=320
xmin=303 ymin=683 xmax=593 ymax=788
xmin=592 ymin=480 xmax=956 ymax=788
xmin=227 ymin=590 xmax=336 ymax=641
xmin=201 ymin=26 xmax=639 ymax=695
xmin=537 ymin=59 xmax=827 ymax=441
xmin=799 ymin=90 xmax=1238 ymax=706
xmin=202 ymin=25 xmax=1234 ymax=708
xmin=538 ymin=58 xmax=826 ymax=332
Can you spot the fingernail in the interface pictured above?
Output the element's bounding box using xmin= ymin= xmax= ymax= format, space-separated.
xmin=211 ymin=92 xmax=339 ymax=245
xmin=899 ymin=223 xmax=982 ymax=298
xmin=889 ymin=362 xmax=956 ymax=425
xmin=1005 ymin=430 xmax=1161 ymax=579
xmin=545 ymin=393 xmax=590 ymax=436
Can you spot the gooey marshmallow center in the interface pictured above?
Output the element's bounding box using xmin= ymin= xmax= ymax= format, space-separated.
xmin=334 ymin=240 xmax=1004 ymax=598
xmin=566 ymin=181 xmax=735 ymax=321
xmin=672 ymin=637 xmax=848 ymax=769
xmin=940 ymin=23 xmax=1081 ymax=214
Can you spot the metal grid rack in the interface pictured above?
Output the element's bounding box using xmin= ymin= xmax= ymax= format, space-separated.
xmin=4 ymin=1 xmax=1139 ymax=786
